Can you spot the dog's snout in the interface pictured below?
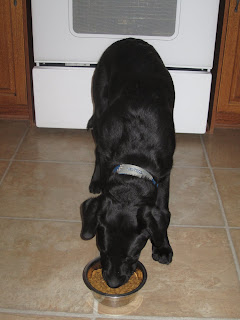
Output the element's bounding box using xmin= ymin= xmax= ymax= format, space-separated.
xmin=102 ymin=269 xmax=126 ymax=288
xmin=105 ymin=274 xmax=126 ymax=288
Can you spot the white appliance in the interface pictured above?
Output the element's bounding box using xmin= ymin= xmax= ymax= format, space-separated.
xmin=31 ymin=0 xmax=220 ymax=133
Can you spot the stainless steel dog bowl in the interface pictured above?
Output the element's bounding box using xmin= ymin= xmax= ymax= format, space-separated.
xmin=83 ymin=257 xmax=147 ymax=308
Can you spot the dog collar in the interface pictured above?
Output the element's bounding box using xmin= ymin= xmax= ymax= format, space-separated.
xmin=113 ymin=164 xmax=158 ymax=187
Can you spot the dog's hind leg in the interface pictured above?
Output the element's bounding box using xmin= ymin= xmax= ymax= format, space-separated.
xmin=89 ymin=147 xmax=103 ymax=194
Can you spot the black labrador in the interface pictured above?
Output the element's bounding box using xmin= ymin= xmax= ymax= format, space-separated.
xmin=81 ymin=38 xmax=175 ymax=288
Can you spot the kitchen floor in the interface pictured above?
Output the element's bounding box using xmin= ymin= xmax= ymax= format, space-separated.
xmin=0 ymin=120 xmax=240 ymax=320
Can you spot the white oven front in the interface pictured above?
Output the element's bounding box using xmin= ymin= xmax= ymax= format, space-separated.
xmin=32 ymin=0 xmax=219 ymax=69
xmin=31 ymin=0 xmax=220 ymax=133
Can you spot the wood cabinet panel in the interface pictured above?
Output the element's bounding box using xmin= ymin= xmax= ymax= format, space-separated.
xmin=0 ymin=1 xmax=16 ymax=99
xmin=229 ymin=29 xmax=240 ymax=104
xmin=214 ymin=0 xmax=240 ymax=127
xmin=0 ymin=0 xmax=31 ymax=119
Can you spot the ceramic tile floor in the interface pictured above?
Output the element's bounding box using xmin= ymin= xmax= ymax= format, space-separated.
xmin=0 ymin=120 xmax=240 ymax=320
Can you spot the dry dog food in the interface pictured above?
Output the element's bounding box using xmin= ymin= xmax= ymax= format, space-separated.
xmin=88 ymin=268 xmax=143 ymax=295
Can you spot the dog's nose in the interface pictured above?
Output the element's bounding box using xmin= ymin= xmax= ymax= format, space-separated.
xmin=105 ymin=275 xmax=126 ymax=288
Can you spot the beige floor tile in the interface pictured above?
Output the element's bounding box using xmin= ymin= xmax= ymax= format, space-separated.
xmin=0 ymin=315 xmax=90 ymax=320
xmin=16 ymin=127 xmax=95 ymax=163
xmin=203 ymin=128 xmax=240 ymax=168
xmin=0 ymin=219 xmax=98 ymax=313
xmin=0 ymin=161 xmax=9 ymax=180
xmin=214 ymin=169 xmax=240 ymax=227
xmin=174 ymin=134 xmax=207 ymax=167
xmin=99 ymin=228 xmax=240 ymax=318
xmin=231 ymin=229 xmax=240 ymax=265
xmin=0 ymin=120 xmax=29 ymax=159
xmin=0 ymin=162 xmax=94 ymax=220
xmin=169 ymin=167 xmax=223 ymax=226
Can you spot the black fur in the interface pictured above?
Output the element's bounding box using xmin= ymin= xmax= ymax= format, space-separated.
xmin=81 ymin=38 xmax=175 ymax=288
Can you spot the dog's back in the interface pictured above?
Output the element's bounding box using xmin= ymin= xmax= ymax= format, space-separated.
xmin=90 ymin=38 xmax=175 ymax=180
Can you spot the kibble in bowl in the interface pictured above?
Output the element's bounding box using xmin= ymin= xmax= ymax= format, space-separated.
xmin=83 ymin=257 xmax=147 ymax=308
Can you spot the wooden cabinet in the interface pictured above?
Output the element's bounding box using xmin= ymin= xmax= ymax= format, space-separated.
xmin=0 ymin=0 xmax=33 ymax=120
xmin=211 ymin=0 xmax=240 ymax=129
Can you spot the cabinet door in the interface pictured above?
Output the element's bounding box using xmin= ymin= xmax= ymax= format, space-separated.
xmin=216 ymin=0 xmax=240 ymax=125
xmin=0 ymin=0 xmax=27 ymax=106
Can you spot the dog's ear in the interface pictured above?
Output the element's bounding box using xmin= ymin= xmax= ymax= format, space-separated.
xmin=139 ymin=205 xmax=170 ymax=247
xmin=80 ymin=195 xmax=104 ymax=240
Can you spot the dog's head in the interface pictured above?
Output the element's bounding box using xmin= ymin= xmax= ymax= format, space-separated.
xmin=81 ymin=194 xmax=164 ymax=288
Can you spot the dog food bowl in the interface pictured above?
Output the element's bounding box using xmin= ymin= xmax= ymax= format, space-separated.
xmin=83 ymin=257 xmax=147 ymax=308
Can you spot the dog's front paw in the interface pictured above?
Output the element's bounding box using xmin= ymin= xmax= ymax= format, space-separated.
xmin=152 ymin=245 xmax=173 ymax=265
xmin=89 ymin=180 xmax=102 ymax=194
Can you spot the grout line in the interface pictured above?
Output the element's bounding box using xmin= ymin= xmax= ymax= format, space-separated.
xmin=211 ymin=167 xmax=240 ymax=170
xmin=94 ymin=315 xmax=239 ymax=320
xmin=229 ymin=226 xmax=240 ymax=230
xmin=2 ymin=158 xmax=239 ymax=170
xmin=0 ymin=308 xmax=238 ymax=320
xmin=9 ymin=126 xmax=30 ymax=160
xmin=2 ymin=153 xmax=240 ymax=170
xmin=200 ymin=135 xmax=240 ymax=282
xmin=1 ymin=216 xmax=239 ymax=230
xmin=0 ymin=216 xmax=81 ymax=223
xmin=0 ymin=215 xmax=235 ymax=229
xmin=0 ymin=161 xmax=13 ymax=186
xmin=0 ymin=308 xmax=93 ymax=319
xmin=9 ymin=159 xmax=211 ymax=169
xmin=0 ymin=126 xmax=30 ymax=187
xmin=170 ymin=224 xmax=225 ymax=229
xmin=173 ymin=165 xmax=209 ymax=169
xmin=92 ymin=298 xmax=99 ymax=319
xmin=12 ymin=158 xmax=95 ymax=165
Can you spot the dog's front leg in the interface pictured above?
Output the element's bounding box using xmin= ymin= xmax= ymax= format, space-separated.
xmin=151 ymin=174 xmax=173 ymax=264
xmin=151 ymin=222 xmax=173 ymax=264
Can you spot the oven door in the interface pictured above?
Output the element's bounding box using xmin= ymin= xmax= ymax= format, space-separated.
xmin=31 ymin=0 xmax=219 ymax=69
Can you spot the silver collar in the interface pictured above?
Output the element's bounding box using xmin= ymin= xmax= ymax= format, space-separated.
xmin=113 ymin=164 xmax=158 ymax=187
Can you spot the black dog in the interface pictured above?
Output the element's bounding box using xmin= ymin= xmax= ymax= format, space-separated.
xmin=81 ymin=38 xmax=175 ymax=288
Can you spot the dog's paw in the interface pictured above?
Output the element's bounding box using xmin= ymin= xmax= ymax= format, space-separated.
xmin=89 ymin=181 xmax=102 ymax=194
xmin=152 ymin=246 xmax=173 ymax=265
